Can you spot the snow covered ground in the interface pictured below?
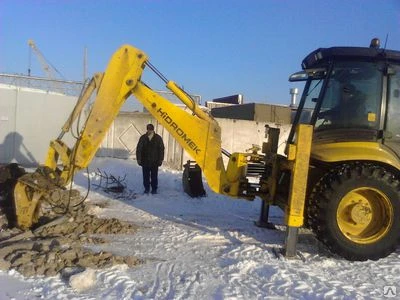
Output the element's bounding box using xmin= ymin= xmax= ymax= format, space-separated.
xmin=1 ymin=157 xmax=400 ymax=299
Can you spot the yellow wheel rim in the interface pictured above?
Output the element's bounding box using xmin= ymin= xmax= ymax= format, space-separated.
xmin=336 ymin=187 xmax=393 ymax=244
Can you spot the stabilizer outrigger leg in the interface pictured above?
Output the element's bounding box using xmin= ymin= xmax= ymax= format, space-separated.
xmin=282 ymin=124 xmax=313 ymax=259
xmin=255 ymin=201 xmax=301 ymax=260
xmin=284 ymin=226 xmax=299 ymax=258
xmin=254 ymin=200 xmax=275 ymax=229
xmin=273 ymin=227 xmax=305 ymax=262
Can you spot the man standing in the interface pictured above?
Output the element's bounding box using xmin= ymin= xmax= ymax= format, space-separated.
xmin=136 ymin=124 xmax=165 ymax=194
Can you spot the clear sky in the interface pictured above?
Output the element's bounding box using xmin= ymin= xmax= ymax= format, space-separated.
xmin=1 ymin=0 xmax=399 ymax=105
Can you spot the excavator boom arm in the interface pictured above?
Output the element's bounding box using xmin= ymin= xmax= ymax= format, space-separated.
xmin=132 ymin=81 xmax=227 ymax=193
xmin=48 ymin=45 xmax=231 ymax=193
xmin=14 ymin=44 xmax=244 ymax=229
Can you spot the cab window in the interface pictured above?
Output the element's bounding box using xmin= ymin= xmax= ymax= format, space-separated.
xmin=315 ymin=61 xmax=382 ymax=130
xmin=386 ymin=65 xmax=400 ymax=142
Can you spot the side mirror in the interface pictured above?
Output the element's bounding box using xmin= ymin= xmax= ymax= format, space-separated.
xmin=289 ymin=71 xmax=308 ymax=82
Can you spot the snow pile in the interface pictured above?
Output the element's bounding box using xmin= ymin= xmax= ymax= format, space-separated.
xmin=69 ymin=269 xmax=97 ymax=292
xmin=0 ymin=157 xmax=399 ymax=299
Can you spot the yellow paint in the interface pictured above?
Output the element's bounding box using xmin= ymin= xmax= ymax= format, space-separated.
xmin=14 ymin=181 xmax=41 ymax=230
xmin=337 ymin=187 xmax=393 ymax=244
xmin=312 ymin=142 xmax=400 ymax=170
xmin=285 ymin=124 xmax=313 ymax=227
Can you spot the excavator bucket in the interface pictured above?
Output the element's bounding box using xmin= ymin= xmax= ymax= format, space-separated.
xmin=182 ymin=161 xmax=206 ymax=197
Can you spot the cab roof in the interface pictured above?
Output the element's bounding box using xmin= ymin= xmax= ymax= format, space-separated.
xmin=302 ymin=46 xmax=400 ymax=69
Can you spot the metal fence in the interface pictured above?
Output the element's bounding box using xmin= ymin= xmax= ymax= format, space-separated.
xmin=0 ymin=73 xmax=84 ymax=96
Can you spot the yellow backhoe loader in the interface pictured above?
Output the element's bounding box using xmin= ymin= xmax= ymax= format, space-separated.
xmin=1 ymin=38 xmax=400 ymax=261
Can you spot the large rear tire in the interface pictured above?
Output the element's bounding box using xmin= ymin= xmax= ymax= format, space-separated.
xmin=307 ymin=163 xmax=400 ymax=261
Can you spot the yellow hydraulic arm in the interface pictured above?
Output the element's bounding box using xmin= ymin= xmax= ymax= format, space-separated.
xmin=132 ymin=72 xmax=231 ymax=195
xmin=13 ymin=44 xmax=248 ymax=229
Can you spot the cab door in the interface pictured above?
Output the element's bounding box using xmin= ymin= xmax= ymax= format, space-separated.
xmin=384 ymin=65 xmax=400 ymax=156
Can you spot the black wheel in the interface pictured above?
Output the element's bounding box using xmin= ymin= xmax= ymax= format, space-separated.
xmin=307 ymin=163 xmax=400 ymax=261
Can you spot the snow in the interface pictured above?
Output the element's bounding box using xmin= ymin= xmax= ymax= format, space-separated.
xmin=69 ymin=269 xmax=97 ymax=293
xmin=1 ymin=157 xmax=400 ymax=299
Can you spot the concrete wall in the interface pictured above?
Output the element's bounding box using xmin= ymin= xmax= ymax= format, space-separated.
xmin=0 ymin=84 xmax=77 ymax=166
xmin=97 ymin=112 xmax=184 ymax=170
xmin=0 ymin=85 xmax=291 ymax=170
xmin=217 ymin=118 xmax=290 ymax=156
xmin=184 ymin=118 xmax=290 ymax=167
xmin=101 ymin=112 xmax=291 ymax=170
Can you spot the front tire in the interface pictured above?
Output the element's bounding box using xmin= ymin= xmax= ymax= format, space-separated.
xmin=307 ymin=163 xmax=400 ymax=261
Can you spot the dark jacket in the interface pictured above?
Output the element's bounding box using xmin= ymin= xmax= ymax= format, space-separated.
xmin=136 ymin=133 xmax=165 ymax=167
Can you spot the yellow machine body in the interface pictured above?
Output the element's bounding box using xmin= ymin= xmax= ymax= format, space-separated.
xmin=312 ymin=141 xmax=400 ymax=170
xmin=11 ymin=40 xmax=400 ymax=262
xmin=12 ymin=45 xmax=251 ymax=228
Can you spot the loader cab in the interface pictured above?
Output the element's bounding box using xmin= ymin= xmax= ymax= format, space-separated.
xmin=289 ymin=40 xmax=400 ymax=155
xmin=279 ymin=40 xmax=400 ymax=261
